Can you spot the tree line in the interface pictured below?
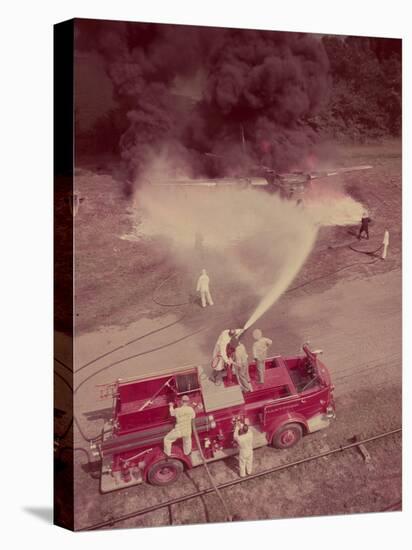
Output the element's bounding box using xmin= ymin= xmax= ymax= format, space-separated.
xmin=315 ymin=35 xmax=401 ymax=140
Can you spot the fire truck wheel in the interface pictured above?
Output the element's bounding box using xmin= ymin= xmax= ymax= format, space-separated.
xmin=272 ymin=423 xmax=303 ymax=449
xmin=147 ymin=459 xmax=184 ymax=486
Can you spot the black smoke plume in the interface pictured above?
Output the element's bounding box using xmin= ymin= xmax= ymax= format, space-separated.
xmin=75 ymin=20 xmax=330 ymax=187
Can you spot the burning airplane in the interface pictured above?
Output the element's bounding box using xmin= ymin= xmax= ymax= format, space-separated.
xmin=148 ymin=163 xmax=372 ymax=202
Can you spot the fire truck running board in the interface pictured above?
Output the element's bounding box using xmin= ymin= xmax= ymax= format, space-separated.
xmin=190 ymin=448 xmax=238 ymax=467
xmin=198 ymin=368 xmax=245 ymax=413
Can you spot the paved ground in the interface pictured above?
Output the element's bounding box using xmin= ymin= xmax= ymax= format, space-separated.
xmin=54 ymin=140 xmax=402 ymax=530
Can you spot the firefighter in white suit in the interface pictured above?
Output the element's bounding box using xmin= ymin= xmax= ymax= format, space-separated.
xmin=211 ymin=328 xmax=236 ymax=384
xmin=252 ymin=329 xmax=273 ymax=384
xmin=196 ymin=269 xmax=214 ymax=307
xmin=164 ymin=395 xmax=196 ymax=456
xmin=234 ymin=422 xmax=254 ymax=477
xmin=234 ymin=342 xmax=252 ymax=392
xmin=381 ymin=229 xmax=390 ymax=260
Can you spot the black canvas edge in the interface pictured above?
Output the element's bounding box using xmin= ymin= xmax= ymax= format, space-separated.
xmin=53 ymin=18 xmax=75 ymax=532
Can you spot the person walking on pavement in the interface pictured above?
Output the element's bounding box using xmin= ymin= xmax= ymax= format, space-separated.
xmin=196 ymin=268 xmax=214 ymax=308
xmin=163 ymin=395 xmax=196 ymax=456
xmin=234 ymin=341 xmax=252 ymax=392
xmin=358 ymin=210 xmax=371 ymax=240
xmin=234 ymin=421 xmax=254 ymax=477
xmin=381 ymin=229 xmax=390 ymax=260
xmin=252 ymin=329 xmax=272 ymax=384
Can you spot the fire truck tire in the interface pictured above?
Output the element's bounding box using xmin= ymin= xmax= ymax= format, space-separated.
xmin=272 ymin=423 xmax=303 ymax=449
xmin=147 ymin=458 xmax=184 ymax=486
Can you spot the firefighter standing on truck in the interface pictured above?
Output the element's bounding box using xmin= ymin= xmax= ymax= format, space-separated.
xmin=211 ymin=328 xmax=236 ymax=384
xmin=252 ymin=329 xmax=272 ymax=384
xmin=234 ymin=341 xmax=252 ymax=392
xmin=163 ymin=395 xmax=195 ymax=456
xmin=234 ymin=421 xmax=254 ymax=477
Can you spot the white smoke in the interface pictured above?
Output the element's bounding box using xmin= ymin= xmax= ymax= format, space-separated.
xmin=133 ymin=185 xmax=318 ymax=289
xmin=304 ymin=191 xmax=365 ymax=227
xmin=242 ymin=189 xmax=364 ymax=330
xmin=242 ymin=226 xmax=318 ymax=330
xmin=125 ymin=179 xmax=364 ymax=330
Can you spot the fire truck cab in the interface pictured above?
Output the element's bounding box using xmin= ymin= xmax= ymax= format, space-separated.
xmin=92 ymin=343 xmax=335 ymax=492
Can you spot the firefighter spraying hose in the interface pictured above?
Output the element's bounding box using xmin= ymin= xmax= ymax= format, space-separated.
xmin=211 ymin=328 xmax=244 ymax=384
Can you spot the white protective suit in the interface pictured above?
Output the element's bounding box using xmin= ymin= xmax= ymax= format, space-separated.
xmin=196 ymin=269 xmax=214 ymax=307
xmin=234 ymin=343 xmax=252 ymax=392
xmin=163 ymin=403 xmax=196 ymax=456
xmin=212 ymin=329 xmax=233 ymax=370
xmin=252 ymin=332 xmax=273 ymax=384
xmin=234 ymin=425 xmax=254 ymax=477
xmin=382 ymin=230 xmax=390 ymax=260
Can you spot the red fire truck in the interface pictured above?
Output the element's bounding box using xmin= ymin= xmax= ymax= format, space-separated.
xmin=92 ymin=344 xmax=335 ymax=492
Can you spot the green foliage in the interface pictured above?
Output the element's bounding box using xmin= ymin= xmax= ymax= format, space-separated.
xmin=318 ymin=36 xmax=401 ymax=140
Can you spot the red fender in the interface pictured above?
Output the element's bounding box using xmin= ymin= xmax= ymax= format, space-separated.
xmin=266 ymin=412 xmax=308 ymax=444
xmin=143 ymin=447 xmax=192 ymax=481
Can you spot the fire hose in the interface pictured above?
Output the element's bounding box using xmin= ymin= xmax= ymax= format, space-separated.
xmin=192 ymin=420 xmax=233 ymax=522
xmin=76 ymin=313 xmax=190 ymax=373
xmin=152 ymin=272 xmax=192 ymax=307
xmin=349 ymin=243 xmax=383 ymax=256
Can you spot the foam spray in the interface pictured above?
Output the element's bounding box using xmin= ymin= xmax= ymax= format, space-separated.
xmin=242 ymin=225 xmax=318 ymax=332
xmin=241 ymin=184 xmax=364 ymax=333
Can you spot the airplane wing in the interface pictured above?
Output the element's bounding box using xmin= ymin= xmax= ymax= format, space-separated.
xmin=310 ymin=165 xmax=373 ymax=179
